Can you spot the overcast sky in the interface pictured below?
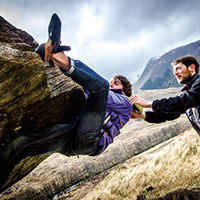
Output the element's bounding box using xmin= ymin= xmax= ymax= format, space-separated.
xmin=1 ymin=0 xmax=200 ymax=83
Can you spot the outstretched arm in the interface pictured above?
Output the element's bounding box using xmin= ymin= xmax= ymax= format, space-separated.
xmin=129 ymin=95 xmax=180 ymax=122
xmin=145 ymin=111 xmax=180 ymax=123
xmin=131 ymin=109 xmax=180 ymax=122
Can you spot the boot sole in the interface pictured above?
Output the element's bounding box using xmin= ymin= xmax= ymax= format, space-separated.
xmin=48 ymin=13 xmax=61 ymax=52
xmin=44 ymin=13 xmax=61 ymax=61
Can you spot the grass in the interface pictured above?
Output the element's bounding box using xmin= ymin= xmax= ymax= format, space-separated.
xmin=82 ymin=128 xmax=200 ymax=200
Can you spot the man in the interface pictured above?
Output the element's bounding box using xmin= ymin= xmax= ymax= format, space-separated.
xmin=130 ymin=55 xmax=200 ymax=136
xmin=0 ymin=13 xmax=133 ymax=192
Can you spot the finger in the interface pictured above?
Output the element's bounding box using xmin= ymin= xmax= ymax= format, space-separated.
xmin=130 ymin=94 xmax=137 ymax=99
xmin=129 ymin=95 xmax=137 ymax=102
xmin=129 ymin=99 xmax=135 ymax=105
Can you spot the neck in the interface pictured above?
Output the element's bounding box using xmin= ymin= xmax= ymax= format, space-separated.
xmin=184 ymin=74 xmax=197 ymax=85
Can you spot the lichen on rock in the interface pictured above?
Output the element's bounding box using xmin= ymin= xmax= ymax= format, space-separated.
xmin=0 ymin=15 xmax=85 ymax=189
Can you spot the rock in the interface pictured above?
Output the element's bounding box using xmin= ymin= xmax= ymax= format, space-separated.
xmin=0 ymin=15 xmax=197 ymax=200
xmin=0 ymin=115 xmax=191 ymax=199
xmin=155 ymin=187 xmax=200 ymax=200
xmin=0 ymin=87 xmax=191 ymax=199
xmin=80 ymin=128 xmax=200 ymax=200
xmin=0 ymin=16 xmax=85 ymax=189
xmin=0 ymin=16 xmax=38 ymax=51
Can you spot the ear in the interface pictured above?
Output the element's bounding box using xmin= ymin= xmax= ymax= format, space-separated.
xmin=188 ymin=64 xmax=196 ymax=75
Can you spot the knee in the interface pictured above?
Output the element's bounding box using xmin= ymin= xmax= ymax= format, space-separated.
xmin=72 ymin=132 xmax=100 ymax=155
xmin=98 ymin=79 xmax=109 ymax=95
xmin=104 ymin=80 xmax=109 ymax=91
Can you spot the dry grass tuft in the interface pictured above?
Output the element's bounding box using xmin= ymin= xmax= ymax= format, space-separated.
xmin=82 ymin=128 xmax=200 ymax=200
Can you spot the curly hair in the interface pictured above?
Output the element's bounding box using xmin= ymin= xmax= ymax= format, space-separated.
xmin=113 ymin=75 xmax=132 ymax=97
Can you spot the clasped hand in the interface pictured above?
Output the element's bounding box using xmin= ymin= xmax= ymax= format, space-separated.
xmin=129 ymin=95 xmax=152 ymax=108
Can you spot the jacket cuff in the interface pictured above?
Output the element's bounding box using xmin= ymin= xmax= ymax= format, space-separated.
xmin=152 ymin=100 xmax=158 ymax=111
xmin=144 ymin=111 xmax=152 ymax=122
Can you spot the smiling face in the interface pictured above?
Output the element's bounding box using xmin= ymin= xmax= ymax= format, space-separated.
xmin=109 ymin=78 xmax=123 ymax=90
xmin=173 ymin=62 xmax=192 ymax=84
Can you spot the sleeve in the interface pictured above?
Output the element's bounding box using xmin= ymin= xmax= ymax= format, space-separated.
xmin=107 ymin=92 xmax=130 ymax=112
xmin=152 ymin=94 xmax=188 ymax=114
xmin=107 ymin=92 xmax=132 ymax=123
xmin=145 ymin=111 xmax=180 ymax=123
xmin=153 ymin=85 xmax=200 ymax=114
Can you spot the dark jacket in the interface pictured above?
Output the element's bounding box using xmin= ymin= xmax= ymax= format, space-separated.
xmin=145 ymin=74 xmax=200 ymax=136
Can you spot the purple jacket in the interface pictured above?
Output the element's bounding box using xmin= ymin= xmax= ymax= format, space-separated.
xmin=94 ymin=89 xmax=132 ymax=155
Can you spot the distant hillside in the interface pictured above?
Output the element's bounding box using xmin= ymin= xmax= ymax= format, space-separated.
xmin=134 ymin=40 xmax=200 ymax=90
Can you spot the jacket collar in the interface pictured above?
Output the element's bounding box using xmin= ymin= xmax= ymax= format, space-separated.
xmin=181 ymin=74 xmax=199 ymax=91
xmin=110 ymin=89 xmax=123 ymax=94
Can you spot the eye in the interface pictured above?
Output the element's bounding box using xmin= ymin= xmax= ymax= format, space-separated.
xmin=174 ymin=67 xmax=180 ymax=72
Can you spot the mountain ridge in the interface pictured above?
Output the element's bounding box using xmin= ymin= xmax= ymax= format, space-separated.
xmin=134 ymin=40 xmax=200 ymax=90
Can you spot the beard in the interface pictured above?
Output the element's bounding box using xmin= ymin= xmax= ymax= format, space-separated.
xmin=178 ymin=73 xmax=192 ymax=84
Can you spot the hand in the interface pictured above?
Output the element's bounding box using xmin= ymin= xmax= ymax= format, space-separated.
xmin=131 ymin=110 xmax=146 ymax=119
xmin=129 ymin=95 xmax=152 ymax=108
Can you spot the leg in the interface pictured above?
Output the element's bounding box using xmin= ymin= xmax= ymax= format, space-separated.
xmin=52 ymin=53 xmax=109 ymax=155
xmin=0 ymin=123 xmax=73 ymax=192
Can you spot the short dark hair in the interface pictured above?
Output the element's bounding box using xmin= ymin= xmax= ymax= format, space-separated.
xmin=172 ymin=56 xmax=199 ymax=74
xmin=113 ymin=75 xmax=132 ymax=97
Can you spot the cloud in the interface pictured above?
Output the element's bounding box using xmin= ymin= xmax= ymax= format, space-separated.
xmin=1 ymin=0 xmax=200 ymax=82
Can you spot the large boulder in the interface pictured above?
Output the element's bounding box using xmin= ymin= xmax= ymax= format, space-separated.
xmin=0 ymin=16 xmax=196 ymax=199
xmin=0 ymin=16 xmax=38 ymax=50
xmin=0 ymin=16 xmax=85 ymax=189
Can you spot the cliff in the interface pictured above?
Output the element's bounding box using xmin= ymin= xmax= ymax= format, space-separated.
xmin=0 ymin=16 xmax=199 ymax=200
xmin=0 ymin=88 xmax=193 ymax=199
xmin=0 ymin=16 xmax=85 ymax=189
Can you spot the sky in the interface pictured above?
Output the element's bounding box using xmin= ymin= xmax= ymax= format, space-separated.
xmin=1 ymin=0 xmax=200 ymax=83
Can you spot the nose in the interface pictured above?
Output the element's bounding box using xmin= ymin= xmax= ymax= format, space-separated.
xmin=174 ymin=69 xmax=178 ymax=76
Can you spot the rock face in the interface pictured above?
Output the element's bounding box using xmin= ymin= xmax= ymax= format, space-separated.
xmin=0 ymin=16 xmax=85 ymax=189
xmin=0 ymin=114 xmax=192 ymax=199
xmin=134 ymin=40 xmax=200 ymax=90
xmin=0 ymin=15 xmax=198 ymax=200
xmin=80 ymin=128 xmax=200 ymax=200
xmin=0 ymin=88 xmax=192 ymax=199
xmin=0 ymin=16 xmax=38 ymax=50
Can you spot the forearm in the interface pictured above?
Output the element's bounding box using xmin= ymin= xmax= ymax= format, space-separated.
xmin=145 ymin=111 xmax=180 ymax=123
xmin=152 ymin=90 xmax=200 ymax=114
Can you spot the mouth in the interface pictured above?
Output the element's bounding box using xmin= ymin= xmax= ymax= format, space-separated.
xmin=176 ymin=75 xmax=181 ymax=80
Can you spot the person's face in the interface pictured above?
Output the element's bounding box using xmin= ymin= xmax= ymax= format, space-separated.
xmin=173 ymin=63 xmax=192 ymax=84
xmin=109 ymin=78 xmax=123 ymax=90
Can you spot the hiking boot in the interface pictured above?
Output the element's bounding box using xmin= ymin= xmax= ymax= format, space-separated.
xmin=44 ymin=13 xmax=62 ymax=62
xmin=36 ymin=13 xmax=71 ymax=61
xmin=36 ymin=43 xmax=71 ymax=61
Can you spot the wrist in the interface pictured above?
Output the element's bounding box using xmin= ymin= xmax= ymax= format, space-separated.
xmin=147 ymin=101 xmax=152 ymax=108
xmin=141 ymin=112 xmax=146 ymax=119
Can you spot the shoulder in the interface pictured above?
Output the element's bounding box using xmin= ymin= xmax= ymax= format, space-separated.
xmin=191 ymin=75 xmax=200 ymax=90
xmin=108 ymin=90 xmax=130 ymax=103
xmin=108 ymin=91 xmax=132 ymax=114
xmin=195 ymin=75 xmax=200 ymax=84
